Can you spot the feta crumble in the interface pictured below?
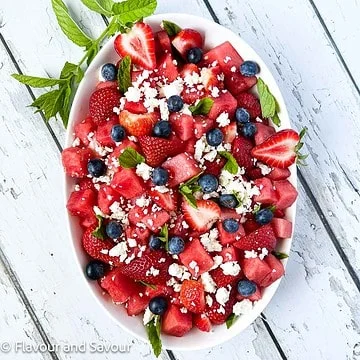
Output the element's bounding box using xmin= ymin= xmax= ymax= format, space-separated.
xmin=233 ymin=299 xmax=253 ymax=316
xmin=136 ymin=163 xmax=153 ymax=181
xmin=200 ymin=229 xmax=222 ymax=252
xmin=220 ymin=261 xmax=241 ymax=276
xmin=215 ymin=287 xmax=230 ymax=306
xmin=216 ymin=112 xmax=230 ymax=127
xmin=201 ymin=272 xmax=217 ymax=293
xmin=109 ymin=242 xmax=128 ymax=262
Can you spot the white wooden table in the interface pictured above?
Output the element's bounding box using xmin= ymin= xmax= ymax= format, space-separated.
xmin=0 ymin=0 xmax=359 ymax=359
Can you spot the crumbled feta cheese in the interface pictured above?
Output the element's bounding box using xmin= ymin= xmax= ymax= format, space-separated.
xmin=136 ymin=163 xmax=153 ymax=181
xmin=216 ymin=287 xmax=230 ymax=306
xmin=258 ymin=247 xmax=269 ymax=260
xmin=257 ymin=162 xmax=272 ymax=176
xmin=160 ymin=77 xmax=184 ymax=98
xmin=201 ymin=272 xmax=217 ymax=293
xmin=223 ymin=56 xmax=232 ymax=64
xmin=143 ymin=307 xmax=155 ymax=324
xmin=211 ymin=86 xmax=220 ymax=98
xmin=109 ymin=242 xmax=128 ymax=262
xmin=168 ymin=263 xmax=191 ymax=281
xmin=135 ymin=196 xmax=151 ymax=207
xmin=124 ymin=86 xmax=141 ymax=102
xmin=93 ymin=206 xmax=107 ymax=218
xmin=127 ymin=238 xmax=137 ymax=248
xmin=146 ymin=266 xmax=160 ymax=277
xmin=206 ymin=295 xmax=213 ymax=307
xmin=211 ymin=255 xmax=224 ymax=270
xmin=153 ymin=186 xmax=169 ymax=193
xmin=180 ymin=307 xmax=188 ymax=313
xmin=217 ymin=306 xmax=226 ymax=314
xmin=244 ymin=250 xmax=258 ymax=259
xmin=233 ymin=299 xmax=253 ymax=316
xmin=109 ymin=202 xmax=129 ymax=225
xmin=216 ymin=112 xmax=230 ymax=127
xmin=74 ymin=184 xmax=80 ymax=191
xmin=220 ymin=261 xmax=241 ymax=276
xmin=72 ymin=137 xmax=80 ymax=147
xmin=200 ymin=229 xmax=222 ymax=252
xmin=230 ymin=66 xmax=237 ymax=73
xmin=113 ymin=106 xmax=120 ymax=115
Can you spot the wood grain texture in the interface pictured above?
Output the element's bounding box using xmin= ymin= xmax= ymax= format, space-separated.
xmin=206 ymin=0 xmax=360 ymax=278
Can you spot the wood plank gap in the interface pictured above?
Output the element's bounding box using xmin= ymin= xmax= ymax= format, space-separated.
xmin=0 ymin=246 xmax=60 ymax=360
xmin=201 ymin=0 xmax=220 ymax=23
xmin=307 ymin=0 xmax=360 ymax=96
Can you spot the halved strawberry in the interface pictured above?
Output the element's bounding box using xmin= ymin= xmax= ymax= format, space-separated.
xmin=182 ymin=200 xmax=221 ymax=233
xmin=233 ymin=224 xmax=277 ymax=251
xmin=124 ymin=101 xmax=147 ymax=114
xmin=114 ymin=22 xmax=156 ymax=70
xmin=236 ymin=92 xmax=261 ymax=119
xmin=251 ymin=129 xmax=301 ymax=168
xmin=89 ymin=87 xmax=121 ymax=124
xmin=222 ymin=121 xmax=237 ymax=144
xmin=172 ymin=29 xmax=203 ymax=58
xmin=180 ymin=63 xmax=200 ymax=78
xmin=232 ymin=136 xmax=253 ymax=169
xmin=62 ymin=147 xmax=93 ymax=178
xmin=119 ymin=110 xmax=159 ymax=137
xmin=148 ymin=188 xmax=177 ymax=212
xmin=194 ymin=313 xmax=212 ymax=332
xmin=74 ymin=116 xmax=95 ymax=146
xmin=169 ymin=113 xmax=194 ymax=141
xmin=180 ymin=280 xmax=206 ymax=313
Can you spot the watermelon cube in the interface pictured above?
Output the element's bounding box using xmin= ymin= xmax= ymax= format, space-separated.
xmin=80 ymin=213 xmax=98 ymax=228
xmin=128 ymin=205 xmax=149 ymax=225
xmin=125 ymin=226 xmax=150 ymax=246
xmin=145 ymin=285 xmax=174 ymax=299
xmin=155 ymin=30 xmax=172 ymax=54
xmin=220 ymin=245 xmax=239 ymax=262
xmin=74 ymin=116 xmax=95 ymax=146
xmin=208 ymin=91 xmax=237 ymax=120
xmin=179 ymin=238 xmax=214 ymax=276
xmin=272 ymin=218 xmax=293 ymax=239
xmin=126 ymin=293 xmax=149 ymax=316
xmin=241 ymin=258 xmax=272 ymax=287
xmin=274 ymin=180 xmax=298 ymax=209
xmin=224 ymin=72 xmax=257 ymax=96
xmin=157 ymin=53 xmax=179 ymax=82
xmin=62 ymin=147 xmax=93 ymax=178
xmin=193 ymin=115 xmax=215 ymax=139
xmin=67 ymin=189 xmax=96 ymax=218
xmin=217 ymin=221 xmax=245 ymax=245
xmin=220 ymin=208 xmax=242 ymax=221
xmin=261 ymin=254 xmax=285 ymax=287
xmin=253 ymin=177 xmax=279 ymax=204
xmin=169 ymin=113 xmax=195 ymax=141
xmin=255 ymin=123 xmax=276 ymax=145
xmin=95 ymin=116 xmax=118 ymax=147
xmin=169 ymin=214 xmax=191 ymax=239
xmin=162 ymin=304 xmax=193 ymax=337
xmin=267 ymin=167 xmax=291 ymax=181
xmin=142 ymin=210 xmax=171 ymax=232
xmin=111 ymin=169 xmax=145 ymax=199
xmin=97 ymin=185 xmax=121 ymax=215
xmin=148 ymin=188 xmax=178 ymax=212
xmin=184 ymin=138 xmax=196 ymax=155
xmin=162 ymin=153 xmax=201 ymax=187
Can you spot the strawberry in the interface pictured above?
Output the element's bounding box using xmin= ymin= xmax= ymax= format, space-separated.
xmin=182 ymin=200 xmax=221 ymax=233
xmin=180 ymin=63 xmax=200 ymax=78
xmin=210 ymin=267 xmax=241 ymax=288
xmin=96 ymin=81 xmax=118 ymax=90
xmin=82 ymin=228 xmax=122 ymax=266
xmin=74 ymin=116 xmax=95 ymax=146
xmin=148 ymin=188 xmax=178 ymax=212
xmin=62 ymin=147 xmax=93 ymax=178
xmin=194 ymin=313 xmax=212 ymax=332
xmin=119 ymin=110 xmax=159 ymax=137
xmin=120 ymin=251 xmax=171 ymax=285
xmin=201 ymin=66 xmax=224 ymax=91
xmin=233 ymin=224 xmax=277 ymax=251
xmin=114 ymin=22 xmax=156 ymax=70
xmin=172 ymin=29 xmax=203 ymax=58
xmin=138 ymin=135 xmax=185 ymax=167
xmin=179 ymin=280 xmax=206 ymax=313
xmin=222 ymin=121 xmax=237 ymax=144
xmin=205 ymin=294 xmax=236 ymax=325
xmin=232 ymin=136 xmax=253 ymax=169
xmin=251 ymin=129 xmax=301 ymax=168
xmin=204 ymin=157 xmax=226 ymax=177
xmin=236 ymin=92 xmax=261 ymax=119
xmin=124 ymin=101 xmax=147 ymax=114
xmin=89 ymin=87 xmax=121 ymax=124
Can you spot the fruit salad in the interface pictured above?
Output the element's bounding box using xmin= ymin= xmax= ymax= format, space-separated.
xmin=62 ymin=19 xmax=303 ymax=352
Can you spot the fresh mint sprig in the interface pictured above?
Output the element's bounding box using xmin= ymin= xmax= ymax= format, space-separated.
xmin=118 ymin=147 xmax=145 ymax=168
xmin=179 ymin=173 xmax=203 ymax=208
xmin=92 ymin=215 xmax=106 ymax=239
xmin=146 ymin=315 xmax=162 ymax=357
xmin=218 ymin=151 xmax=239 ymax=175
xmin=161 ymin=20 xmax=182 ymax=36
xmin=189 ymin=98 xmax=214 ymax=115
xmin=11 ymin=0 xmax=158 ymax=128
xmin=226 ymin=313 xmax=239 ymax=329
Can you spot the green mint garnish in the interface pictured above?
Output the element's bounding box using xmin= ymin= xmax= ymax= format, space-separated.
xmin=118 ymin=55 xmax=132 ymax=94
xmin=158 ymin=224 xmax=169 ymax=250
xmin=272 ymin=251 xmax=289 ymax=260
xmin=179 ymin=173 xmax=203 ymax=208
xmin=226 ymin=313 xmax=239 ymax=329
xmin=118 ymin=147 xmax=145 ymax=168
xmin=189 ymin=98 xmax=214 ymax=116
xmin=112 ymin=0 xmax=157 ymax=23
xmin=218 ymin=151 xmax=239 ymax=175
xmin=92 ymin=215 xmax=106 ymax=240
xmin=145 ymin=315 xmax=162 ymax=357
xmin=161 ymin=20 xmax=182 ymax=36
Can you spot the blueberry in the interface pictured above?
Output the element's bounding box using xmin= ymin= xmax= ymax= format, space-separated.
xmin=168 ymin=236 xmax=185 ymax=255
xmin=101 ymin=63 xmax=118 ymax=81
xmin=241 ymin=122 xmax=257 ymax=138
xmin=206 ymin=128 xmax=224 ymax=147
xmin=167 ymin=95 xmax=184 ymax=112
xmin=223 ymin=218 xmax=240 ymax=233
xmin=237 ymin=280 xmax=257 ymax=297
xmin=236 ymin=108 xmax=250 ymax=124
xmin=239 ymin=61 xmax=260 ymax=77
xmin=149 ymin=296 xmax=168 ymax=315
xmin=255 ymin=208 xmax=274 ymax=225
xmin=153 ymin=120 xmax=172 ymax=138
xmin=106 ymin=221 xmax=123 ymax=239
xmin=111 ymin=125 xmax=126 ymax=142
xmin=187 ymin=47 xmax=203 ymax=64
xmin=149 ymin=235 xmax=163 ymax=250
xmin=219 ymin=194 xmax=239 ymax=209
xmin=152 ymin=167 xmax=169 ymax=186
xmin=198 ymin=174 xmax=219 ymax=193
xmin=88 ymin=159 xmax=107 ymax=177
xmin=86 ymin=260 xmax=107 ymax=280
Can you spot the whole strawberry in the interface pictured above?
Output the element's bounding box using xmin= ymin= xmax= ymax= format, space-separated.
xmin=210 ymin=267 xmax=242 ymax=288
xmin=205 ymin=293 xmax=236 ymax=325
xmin=180 ymin=280 xmax=206 ymax=313
xmin=89 ymin=87 xmax=121 ymax=124
xmin=234 ymin=224 xmax=276 ymax=251
xmin=236 ymin=92 xmax=261 ymax=119
xmin=232 ymin=136 xmax=254 ymax=170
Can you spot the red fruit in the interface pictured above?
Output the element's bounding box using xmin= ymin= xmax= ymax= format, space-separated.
xmin=225 ymin=72 xmax=257 ymax=96
xmin=89 ymin=87 xmax=121 ymax=124
xmin=142 ymin=210 xmax=170 ymax=232
xmin=80 ymin=214 xmax=98 ymax=229
xmin=182 ymin=86 xmax=205 ymax=105
xmin=220 ymin=208 xmax=242 ymax=221
xmin=157 ymin=53 xmax=179 ymax=82
xmin=124 ymin=101 xmax=147 ymax=114
xmin=125 ymin=225 xmax=150 ymax=246
xmin=162 ymin=304 xmax=193 ymax=337
xmin=220 ymin=245 xmax=239 ymax=262
xmin=162 ymin=153 xmax=201 ymax=187
xmin=109 ymin=139 xmax=140 ymax=165
xmin=273 ymin=180 xmax=298 ymax=209
xmin=96 ymin=81 xmax=118 ymax=90
xmin=201 ymin=66 xmax=224 ymax=91
xmin=180 ymin=280 xmax=206 ymax=313
xmin=203 ymin=41 xmax=244 ymax=74
xmin=252 ymin=129 xmax=300 ymax=168
xmin=193 ymin=115 xmax=215 ymax=139
xmin=182 ymin=200 xmax=221 ymax=234
xmin=169 ymin=214 xmax=191 ymax=238
xmin=120 ymin=251 xmax=171 ymax=285
xmin=253 ymin=177 xmax=279 ymax=204
xmin=232 ymin=136 xmax=253 ymax=169
xmin=205 ymin=294 xmax=236 ymax=325
xmin=172 ymin=29 xmax=203 ymax=58
xmin=169 ymin=113 xmax=194 ymax=141
xmin=145 ymin=285 xmax=174 ymax=299
xmin=236 ymin=92 xmax=261 ymax=119
xmin=100 ymin=268 xmax=141 ymax=303
xmin=273 ymin=208 xmax=285 ymax=218
xmin=243 ymin=219 xmax=260 ymax=234
xmin=78 ymin=178 xmax=95 ymax=191
xmin=184 ymin=138 xmax=196 ymax=155
xmin=267 ymin=167 xmax=291 ymax=181
xmin=138 ymin=135 xmax=185 ymax=167
xmin=211 ymin=267 xmax=241 ymax=288
xmin=247 ymin=167 xmax=263 ymax=180
xmin=155 ymin=30 xmax=172 ymax=54
xmin=194 ymin=313 xmax=212 ymax=332
xmin=111 ymin=168 xmax=145 ymax=199
xmin=95 ymin=117 xmax=118 ymax=147
xmin=241 ymin=258 xmax=272 ymax=287
xmin=236 ymin=285 xmax=262 ymax=301
xmin=127 ymin=205 xmax=150 ymax=226
xmin=180 ymin=63 xmax=200 ymax=78
xmin=272 ymin=218 xmax=292 ymax=239
xmin=67 ymin=189 xmax=96 ymax=218
xmin=217 ymin=220 xmax=245 ymax=245
xmin=62 ymin=147 xmax=93 ymax=178
xmin=126 ymin=293 xmax=149 ymax=316
xmin=208 ymin=91 xmax=237 ymax=120
xmin=148 ymin=188 xmax=177 ymax=212
xmin=82 ymin=228 xmax=122 ymax=266
xmin=204 ymin=157 xmax=226 ymax=177
xmin=254 ymin=123 xmax=276 ymax=145
xmin=74 ymin=116 xmax=95 ymax=146
xmin=179 ymin=238 xmax=214 ymax=276
xmin=119 ymin=110 xmax=159 ymax=137
xmin=97 ymin=185 xmax=120 ymax=215
xmin=114 ymin=22 xmax=156 ymax=70
xmin=261 ymin=254 xmax=285 ymax=287
xmin=233 ymin=224 xmax=277 ymax=251
xmin=222 ymin=121 xmax=237 ymax=144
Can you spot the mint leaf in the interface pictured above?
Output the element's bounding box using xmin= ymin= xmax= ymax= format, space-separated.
xmin=31 ymin=89 xmax=65 ymax=120
xmin=272 ymin=112 xmax=281 ymax=127
xmin=112 ymin=0 xmax=157 ymax=23
xmin=59 ymin=84 xmax=72 ymax=127
xmin=218 ymin=151 xmax=239 ymax=175
xmin=81 ymin=0 xmax=114 ymax=16
xmin=158 ymin=224 xmax=169 ymax=250
xmin=92 ymin=215 xmax=106 ymax=240
xmin=118 ymin=55 xmax=132 ymax=94
xmin=226 ymin=313 xmax=239 ymax=329
xmin=60 ymin=62 xmax=84 ymax=82
xmin=179 ymin=185 xmax=198 ymax=208
xmin=118 ymin=147 xmax=145 ymax=168
xmin=11 ymin=74 xmax=65 ymax=88
xmin=189 ymin=98 xmax=214 ymax=115
xmin=52 ymin=0 xmax=93 ymax=47
xmin=257 ymin=78 xmax=281 ymax=126
xmin=138 ymin=281 xmax=157 ymax=289
xmin=272 ymin=251 xmax=289 ymax=260
xmin=145 ymin=315 xmax=162 ymax=357
xmin=161 ymin=20 xmax=182 ymax=36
